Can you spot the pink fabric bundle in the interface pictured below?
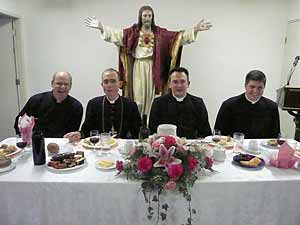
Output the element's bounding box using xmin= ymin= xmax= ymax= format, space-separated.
xmin=270 ymin=142 xmax=297 ymax=169
xmin=18 ymin=113 xmax=35 ymax=145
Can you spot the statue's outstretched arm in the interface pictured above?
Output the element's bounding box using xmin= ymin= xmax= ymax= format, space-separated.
xmin=85 ymin=16 xmax=104 ymax=33
xmin=194 ymin=18 xmax=212 ymax=33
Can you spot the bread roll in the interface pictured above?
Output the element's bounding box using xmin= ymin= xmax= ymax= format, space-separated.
xmin=47 ymin=143 xmax=60 ymax=154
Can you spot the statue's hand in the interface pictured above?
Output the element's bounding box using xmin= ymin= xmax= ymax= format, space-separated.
xmin=194 ymin=19 xmax=212 ymax=32
xmin=85 ymin=16 xmax=103 ymax=31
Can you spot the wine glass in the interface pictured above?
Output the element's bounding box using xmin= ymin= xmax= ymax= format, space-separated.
xmin=16 ymin=134 xmax=27 ymax=160
xmin=90 ymin=130 xmax=99 ymax=154
xmin=212 ymin=129 xmax=221 ymax=143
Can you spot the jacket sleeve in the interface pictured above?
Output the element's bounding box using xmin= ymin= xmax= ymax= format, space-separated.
xmin=214 ymin=102 xmax=232 ymax=136
xmin=149 ymin=98 xmax=161 ymax=134
xmin=128 ymin=102 xmax=141 ymax=138
xmin=80 ymin=100 xmax=97 ymax=139
xmin=196 ymin=99 xmax=212 ymax=138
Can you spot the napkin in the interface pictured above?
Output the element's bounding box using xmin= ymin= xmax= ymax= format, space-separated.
xmin=18 ymin=113 xmax=35 ymax=145
xmin=269 ymin=142 xmax=297 ymax=169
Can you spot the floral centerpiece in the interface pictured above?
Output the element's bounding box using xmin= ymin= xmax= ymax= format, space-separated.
xmin=116 ymin=134 xmax=214 ymax=225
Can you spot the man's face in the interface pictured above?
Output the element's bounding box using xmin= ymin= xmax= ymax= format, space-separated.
xmin=101 ymin=71 xmax=121 ymax=98
xmin=141 ymin=10 xmax=153 ymax=28
xmin=169 ymin=71 xmax=190 ymax=98
xmin=51 ymin=72 xmax=71 ymax=101
xmin=245 ymin=80 xmax=265 ymax=101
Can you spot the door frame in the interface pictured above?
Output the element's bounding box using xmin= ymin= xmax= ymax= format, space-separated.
xmin=0 ymin=8 xmax=26 ymax=112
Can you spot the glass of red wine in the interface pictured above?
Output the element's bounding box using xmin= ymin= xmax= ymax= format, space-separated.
xmin=16 ymin=134 xmax=27 ymax=160
xmin=90 ymin=130 xmax=99 ymax=154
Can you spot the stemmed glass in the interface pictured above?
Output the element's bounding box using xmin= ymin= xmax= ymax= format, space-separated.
xmin=90 ymin=130 xmax=99 ymax=154
xmin=212 ymin=129 xmax=221 ymax=143
xmin=16 ymin=134 xmax=27 ymax=160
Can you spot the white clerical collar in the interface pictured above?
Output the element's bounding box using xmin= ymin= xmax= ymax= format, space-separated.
xmin=106 ymin=95 xmax=119 ymax=104
xmin=172 ymin=94 xmax=186 ymax=102
xmin=245 ymin=93 xmax=260 ymax=104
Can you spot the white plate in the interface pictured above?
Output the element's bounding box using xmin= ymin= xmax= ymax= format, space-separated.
xmin=46 ymin=161 xmax=87 ymax=172
xmin=260 ymin=141 xmax=280 ymax=149
xmin=204 ymin=135 xmax=234 ymax=147
xmin=81 ymin=137 xmax=117 ymax=149
xmin=0 ymin=163 xmax=16 ymax=173
xmin=95 ymin=155 xmax=121 ymax=170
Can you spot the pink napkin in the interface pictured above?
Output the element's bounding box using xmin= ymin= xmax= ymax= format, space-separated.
xmin=18 ymin=113 xmax=35 ymax=145
xmin=270 ymin=142 xmax=297 ymax=169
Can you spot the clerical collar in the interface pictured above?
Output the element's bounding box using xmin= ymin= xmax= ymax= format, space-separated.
xmin=105 ymin=95 xmax=119 ymax=104
xmin=172 ymin=94 xmax=187 ymax=102
xmin=245 ymin=93 xmax=260 ymax=104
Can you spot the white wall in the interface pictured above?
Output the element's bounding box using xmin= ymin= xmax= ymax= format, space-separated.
xmin=287 ymin=0 xmax=300 ymax=21
xmin=1 ymin=0 xmax=292 ymax=136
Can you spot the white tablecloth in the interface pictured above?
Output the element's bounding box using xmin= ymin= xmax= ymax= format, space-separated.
xmin=1 ymin=138 xmax=300 ymax=225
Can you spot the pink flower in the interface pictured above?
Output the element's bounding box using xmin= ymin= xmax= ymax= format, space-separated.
xmin=187 ymin=156 xmax=198 ymax=171
xmin=164 ymin=136 xmax=177 ymax=148
xmin=165 ymin=181 xmax=176 ymax=191
xmin=176 ymin=144 xmax=185 ymax=153
xmin=167 ymin=164 xmax=183 ymax=180
xmin=116 ymin=160 xmax=123 ymax=171
xmin=137 ymin=156 xmax=153 ymax=173
xmin=205 ymin=156 xmax=213 ymax=169
xmin=152 ymin=139 xmax=162 ymax=150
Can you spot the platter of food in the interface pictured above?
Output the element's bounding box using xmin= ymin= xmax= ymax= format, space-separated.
xmin=232 ymin=153 xmax=265 ymax=169
xmin=260 ymin=139 xmax=285 ymax=149
xmin=204 ymin=135 xmax=234 ymax=148
xmin=81 ymin=137 xmax=117 ymax=149
xmin=0 ymin=144 xmax=23 ymax=158
xmin=0 ymin=156 xmax=16 ymax=173
xmin=47 ymin=151 xmax=86 ymax=172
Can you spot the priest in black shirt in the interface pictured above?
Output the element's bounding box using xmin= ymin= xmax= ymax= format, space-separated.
xmin=14 ymin=72 xmax=83 ymax=138
xmin=64 ymin=68 xmax=141 ymax=142
xmin=214 ymin=70 xmax=280 ymax=139
xmin=149 ymin=67 xmax=212 ymax=138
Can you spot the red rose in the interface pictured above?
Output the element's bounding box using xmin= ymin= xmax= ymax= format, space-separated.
xmin=164 ymin=136 xmax=177 ymax=148
xmin=167 ymin=164 xmax=183 ymax=180
xmin=205 ymin=156 xmax=213 ymax=169
xmin=187 ymin=156 xmax=198 ymax=171
xmin=165 ymin=181 xmax=176 ymax=191
xmin=116 ymin=160 xmax=123 ymax=171
xmin=137 ymin=156 xmax=153 ymax=173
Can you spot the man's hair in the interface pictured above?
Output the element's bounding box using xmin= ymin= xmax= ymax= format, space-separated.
xmin=169 ymin=67 xmax=190 ymax=82
xmin=137 ymin=5 xmax=156 ymax=31
xmin=51 ymin=71 xmax=72 ymax=87
xmin=101 ymin=68 xmax=120 ymax=80
xmin=245 ymin=70 xmax=266 ymax=87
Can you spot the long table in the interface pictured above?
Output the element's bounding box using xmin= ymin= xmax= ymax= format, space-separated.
xmin=1 ymin=138 xmax=300 ymax=225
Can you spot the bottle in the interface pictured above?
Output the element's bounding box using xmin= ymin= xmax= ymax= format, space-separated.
xmin=139 ymin=114 xmax=150 ymax=142
xmin=32 ymin=130 xmax=46 ymax=165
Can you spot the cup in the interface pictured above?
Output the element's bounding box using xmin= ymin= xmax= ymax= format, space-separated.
xmin=233 ymin=132 xmax=245 ymax=153
xmin=101 ymin=133 xmax=111 ymax=149
xmin=121 ymin=140 xmax=135 ymax=156
xmin=213 ymin=147 xmax=226 ymax=162
xmin=247 ymin=140 xmax=260 ymax=154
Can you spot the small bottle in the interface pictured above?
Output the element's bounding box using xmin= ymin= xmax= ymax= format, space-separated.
xmin=139 ymin=114 xmax=150 ymax=142
xmin=32 ymin=130 xmax=46 ymax=165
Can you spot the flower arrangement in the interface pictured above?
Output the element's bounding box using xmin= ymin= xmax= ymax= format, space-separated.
xmin=116 ymin=135 xmax=214 ymax=225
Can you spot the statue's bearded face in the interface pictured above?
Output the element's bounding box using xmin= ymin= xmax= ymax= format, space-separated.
xmin=141 ymin=10 xmax=153 ymax=29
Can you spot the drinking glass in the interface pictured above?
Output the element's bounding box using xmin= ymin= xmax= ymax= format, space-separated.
xmin=16 ymin=134 xmax=27 ymax=160
xmin=90 ymin=130 xmax=99 ymax=153
xmin=212 ymin=129 xmax=221 ymax=143
xmin=233 ymin=132 xmax=245 ymax=153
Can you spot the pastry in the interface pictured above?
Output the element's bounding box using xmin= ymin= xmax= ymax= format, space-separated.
xmin=47 ymin=143 xmax=60 ymax=154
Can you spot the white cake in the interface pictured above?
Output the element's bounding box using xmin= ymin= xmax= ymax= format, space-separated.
xmin=157 ymin=124 xmax=177 ymax=136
